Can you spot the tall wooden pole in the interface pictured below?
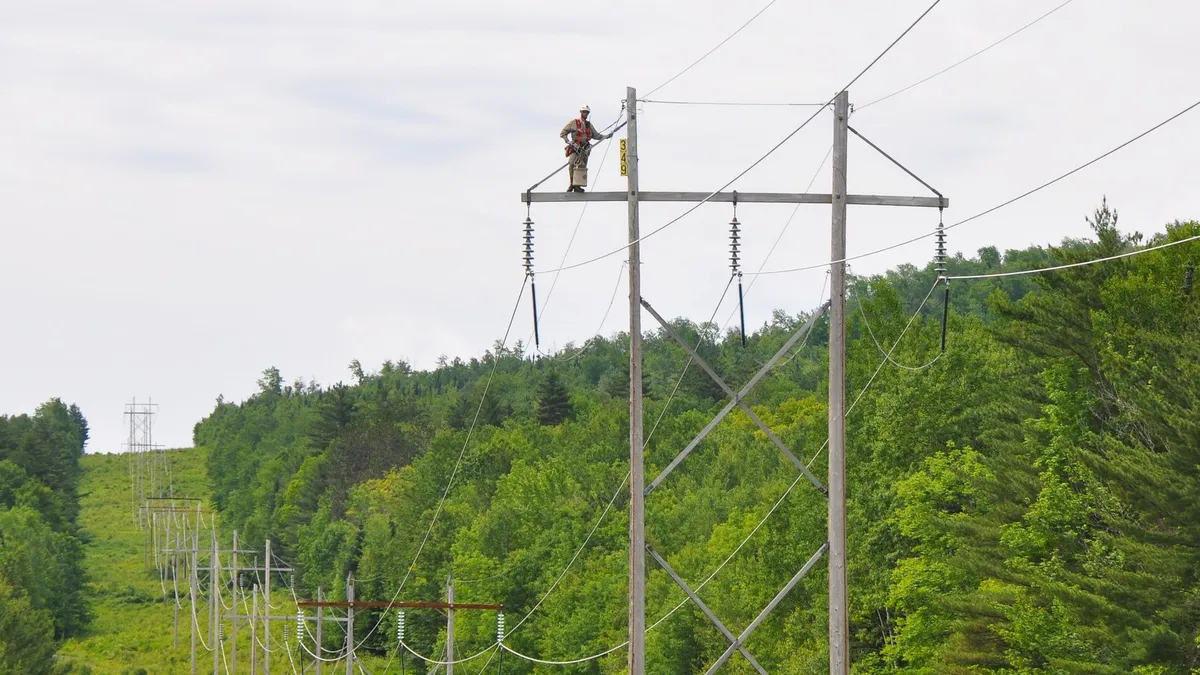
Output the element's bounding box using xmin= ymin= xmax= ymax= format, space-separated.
xmin=232 ymin=530 xmax=239 ymax=675
xmin=625 ymin=84 xmax=646 ymax=675
xmin=828 ymin=89 xmax=850 ymax=675
xmin=211 ymin=534 xmax=219 ymax=675
xmin=446 ymin=572 xmax=455 ymax=675
xmin=265 ymin=540 xmax=272 ymax=675
xmin=251 ymin=584 xmax=258 ymax=675
xmin=345 ymin=574 xmax=355 ymax=675
xmin=315 ymin=588 xmax=324 ymax=675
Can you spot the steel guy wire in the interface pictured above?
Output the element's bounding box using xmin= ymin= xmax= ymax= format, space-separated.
xmin=946 ymin=233 xmax=1200 ymax=280
xmin=751 ymin=96 xmax=1200 ymax=277
xmin=643 ymin=0 xmax=784 ymax=98
xmin=348 ymin=274 xmax=530 ymax=653
xmin=857 ymin=0 xmax=1079 ymax=111
xmin=534 ymin=0 xmax=944 ymax=277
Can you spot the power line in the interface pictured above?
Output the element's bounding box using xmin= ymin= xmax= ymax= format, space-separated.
xmin=641 ymin=99 xmax=828 ymax=107
xmin=948 ymin=232 xmax=1200 ymax=280
xmin=751 ymin=96 xmax=1200 ymax=276
xmin=499 ymin=280 xmax=942 ymax=667
xmin=346 ymin=276 xmax=531 ymax=652
xmin=534 ymin=0 xmax=945 ymax=277
xmin=858 ymin=0 xmax=1078 ymax=111
xmin=643 ymin=0 xmax=784 ymax=98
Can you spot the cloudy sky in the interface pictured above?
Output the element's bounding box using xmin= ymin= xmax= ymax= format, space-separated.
xmin=2 ymin=0 xmax=1196 ymax=454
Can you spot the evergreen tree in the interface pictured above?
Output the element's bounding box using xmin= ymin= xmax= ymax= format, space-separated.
xmin=536 ymin=372 xmax=572 ymax=426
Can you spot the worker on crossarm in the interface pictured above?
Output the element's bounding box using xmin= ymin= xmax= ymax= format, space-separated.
xmin=560 ymin=105 xmax=608 ymax=193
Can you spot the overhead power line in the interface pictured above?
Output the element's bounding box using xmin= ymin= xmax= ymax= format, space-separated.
xmin=948 ymin=232 xmax=1200 ymax=280
xmin=346 ymin=276 xmax=531 ymax=652
xmin=751 ymin=96 xmax=1200 ymax=276
xmin=641 ymin=99 xmax=828 ymax=107
xmin=858 ymin=0 xmax=1079 ymax=111
xmin=534 ymin=0 xmax=946 ymax=277
xmin=643 ymin=0 xmax=785 ymax=98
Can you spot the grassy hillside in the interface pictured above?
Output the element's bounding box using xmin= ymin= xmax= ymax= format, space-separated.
xmin=59 ymin=447 xmax=210 ymax=674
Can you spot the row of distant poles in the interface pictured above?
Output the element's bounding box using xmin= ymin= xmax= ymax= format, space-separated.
xmin=125 ymin=402 xmax=504 ymax=674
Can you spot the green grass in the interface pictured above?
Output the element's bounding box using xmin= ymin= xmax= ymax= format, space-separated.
xmin=57 ymin=447 xmax=400 ymax=674
xmin=59 ymin=447 xmax=211 ymax=674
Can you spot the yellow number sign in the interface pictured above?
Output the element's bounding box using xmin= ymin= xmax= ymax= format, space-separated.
xmin=620 ymin=139 xmax=627 ymax=176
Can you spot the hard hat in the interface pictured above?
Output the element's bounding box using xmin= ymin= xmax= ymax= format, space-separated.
xmin=580 ymin=105 xmax=590 ymax=113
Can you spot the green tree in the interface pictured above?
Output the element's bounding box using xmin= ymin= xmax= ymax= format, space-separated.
xmin=535 ymin=372 xmax=572 ymax=426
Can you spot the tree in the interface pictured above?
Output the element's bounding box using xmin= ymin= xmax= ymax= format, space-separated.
xmin=536 ymin=372 xmax=572 ymax=426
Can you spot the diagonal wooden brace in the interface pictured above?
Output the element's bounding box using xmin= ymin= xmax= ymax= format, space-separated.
xmin=642 ymin=298 xmax=829 ymax=496
xmin=646 ymin=545 xmax=769 ymax=675
xmin=703 ymin=543 xmax=829 ymax=674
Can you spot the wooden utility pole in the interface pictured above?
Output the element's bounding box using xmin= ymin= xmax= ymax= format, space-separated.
xmin=517 ymin=86 xmax=946 ymax=673
xmin=624 ymin=84 xmax=647 ymax=675
xmin=265 ymin=540 xmax=272 ymax=674
xmin=345 ymin=573 xmax=355 ymax=675
xmin=190 ymin=531 xmax=198 ymax=675
xmin=315 ymin=588 xmax=324 ymax=675
xmin=232 ymin=531 xmax=239 ymax=675
xmin=211 ymin=534 xmax=219 ymax=675
xmin=251 ymin=583 xmax=258 ymax=675
xmin=828 ymin=88 xmax=850 ymax=675
xmin=446 ymin=572 xmax=455 ymax=675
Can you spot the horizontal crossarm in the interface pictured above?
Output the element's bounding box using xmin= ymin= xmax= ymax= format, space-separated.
xmin=703 ymin=543 xmax=829 ymax=674
xmin=646 ymin=545 xmax=768 ymax=675
xmin=520 ymin=191 xmax=948 ymax=208
xmin=642 ymin=299 xmax=830 ymax=496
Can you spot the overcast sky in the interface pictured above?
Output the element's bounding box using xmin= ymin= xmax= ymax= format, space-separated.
xmin=2 ymin=0 xmax=1196 ymax=454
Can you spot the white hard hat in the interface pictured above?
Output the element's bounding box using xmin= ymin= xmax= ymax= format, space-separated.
xmin=580 ymin=105 xmax=590 ymax=113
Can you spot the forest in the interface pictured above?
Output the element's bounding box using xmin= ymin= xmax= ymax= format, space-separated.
xmin=190 ymin=201 xmax=1200 ymax=673
xmin=0 ymin=399 xmax=92 ymax=673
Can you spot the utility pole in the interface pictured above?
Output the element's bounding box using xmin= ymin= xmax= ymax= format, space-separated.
xmin=211 ymin=534 xmax=219 ymax=675
xmin=345 ymin=573 xmax=355 ymax=675
xmin=265 ymin=540 xmax=272 ymax=675
xmin=828 ymin=88 xmax=850 ymax=675
xmin=315 ymin=588 xmax=324 ymax=675
xmin=517 ymin=86 xmax=946 ymax=673
xmin=251 ymin=584 xmax=258 ymax=675
xmin=190 ymin=531 xmax=198 ymax=675
xmin=446 ymin=572 xmax=455 ymax=675
xmin=232 ymin=531 xmax=239 ymax=675
xmin=173 ymin=528 xmax=179 ymax=649
xmin=624 ymin=84 xmax=646 ymax=675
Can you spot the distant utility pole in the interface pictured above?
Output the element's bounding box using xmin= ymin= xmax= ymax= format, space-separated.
xmin=518 ymin=87 xmax=948 ymax=674
xmin=446 ymin=572 xmax=455 ymax=675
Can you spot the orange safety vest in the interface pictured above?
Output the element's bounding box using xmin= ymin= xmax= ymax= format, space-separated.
xmin=567 ymin=118 xmax=591 ymax=155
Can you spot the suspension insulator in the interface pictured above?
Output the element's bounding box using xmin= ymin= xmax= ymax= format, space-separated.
xmin=497 ymin=611 xmax=506 ymax=642
xmin=397 ymin=609 xmax=406 ymax=642
xmin=934 ymin=209 xmax=948 ymax=280
xmin=523 ymin=216 xmax=535 ymax=276
xmin=729 ymin=216 xmax=741 ymax=273
xmin=297 ymin=610 xmax=305 ymax=640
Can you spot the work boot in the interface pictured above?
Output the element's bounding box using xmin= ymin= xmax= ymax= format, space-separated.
xmin=572 ymin=186 xmax=585 ymax=193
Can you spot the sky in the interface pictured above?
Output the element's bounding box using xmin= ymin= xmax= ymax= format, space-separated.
xmin=2 ymin=0 xmax=1197 ymax=454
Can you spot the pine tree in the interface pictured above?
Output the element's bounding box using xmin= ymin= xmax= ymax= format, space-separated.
xmin=536 ymin=372 xmax=572 ymax=426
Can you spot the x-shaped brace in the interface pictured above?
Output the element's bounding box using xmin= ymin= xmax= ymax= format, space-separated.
xmin=647 ymin=543 xmax=829 ymax=674
xmin=641 ymin=298 xmax=830 ymax=497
